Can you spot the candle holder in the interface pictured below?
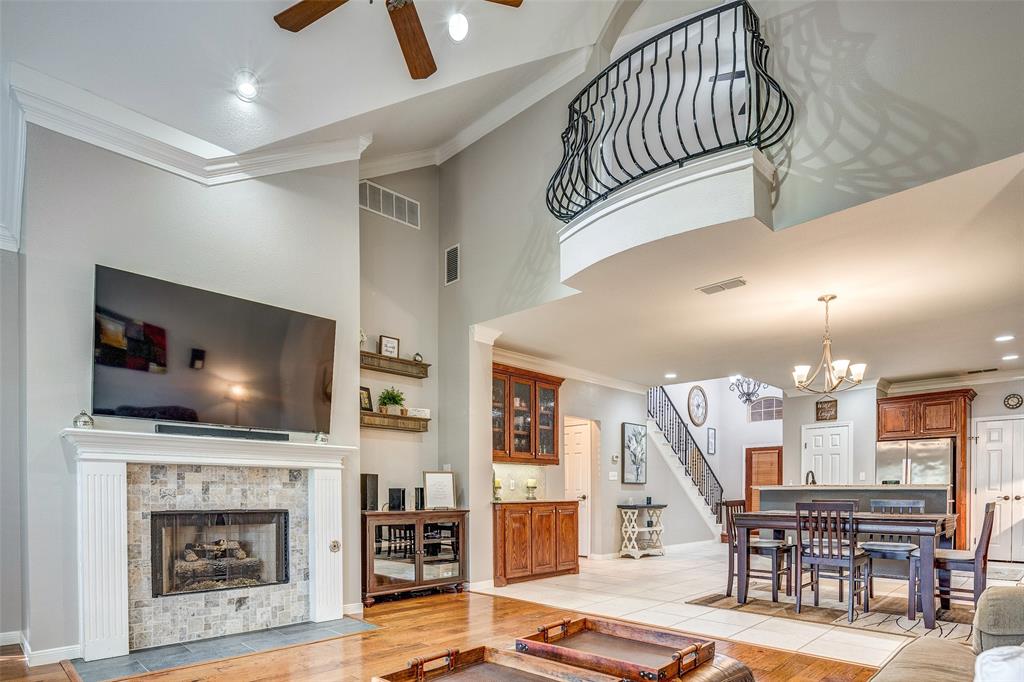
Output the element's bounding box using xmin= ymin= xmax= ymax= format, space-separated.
xmin=525 ymin=479 xmax=537 ymax=501
xmin=493 ymin=478 xmax=503 ymax=502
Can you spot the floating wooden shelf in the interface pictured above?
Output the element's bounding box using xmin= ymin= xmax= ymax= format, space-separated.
xmin=360 ymin=411 xmax=430 ymax=433
xmin=360 ymin=350 xmax=430 ymax=379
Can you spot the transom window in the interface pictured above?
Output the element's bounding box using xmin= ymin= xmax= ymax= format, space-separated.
xmin=749 ymin=397 xmax=783 ymax=422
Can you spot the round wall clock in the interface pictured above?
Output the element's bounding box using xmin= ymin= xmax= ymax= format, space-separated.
xmin=688 ymin=385 xmax=708 ymax=426
xmin=1005 ymin=393 xmax=1023 ymax=410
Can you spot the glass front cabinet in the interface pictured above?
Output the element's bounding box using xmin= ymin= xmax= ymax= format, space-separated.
xmin=361 ymin=510 xmax=468 ymax=607
xmin=492 ymin=363 xmax=564 ymax=465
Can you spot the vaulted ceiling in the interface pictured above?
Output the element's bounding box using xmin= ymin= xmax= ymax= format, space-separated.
xmin=2 ymin=0 xmax=615 ymax=155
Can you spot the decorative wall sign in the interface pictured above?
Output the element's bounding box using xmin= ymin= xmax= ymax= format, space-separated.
xmin=423 ymin=471 xmax=456 ymax=509
xmin=1004 ymin=393 xmax=1023 ymax=410
xmin=622 ymin=422 xmax=648 ymax=484
xmin=707 ymin=427 xmax=717 ymax=455
xmin=378 ymin=335 xmax=400 ymax=358
xmin=815 ymin=398 xmax=838 ymax=421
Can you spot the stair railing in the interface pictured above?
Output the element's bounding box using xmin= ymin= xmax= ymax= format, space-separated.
xmin=647 ymin=386 xmax=724 ymax=523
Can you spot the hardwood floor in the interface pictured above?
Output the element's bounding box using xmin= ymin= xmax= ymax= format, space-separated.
xmin=1 ymin=593 xmax=877 ymax=681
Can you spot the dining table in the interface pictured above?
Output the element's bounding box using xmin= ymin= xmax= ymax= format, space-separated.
xmin=732 ymin=509 xmax=957 ymax=629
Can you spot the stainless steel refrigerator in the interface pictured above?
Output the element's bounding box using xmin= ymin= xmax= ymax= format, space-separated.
xmin=875 ymin=438 xmax=954 ymax=485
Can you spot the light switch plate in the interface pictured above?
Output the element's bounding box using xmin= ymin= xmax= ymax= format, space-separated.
xmin=509 ymin=479 xmax=516 ymax=489
xmin=442 ymin=463 xmax=451 ymax=472
xmin=859 ymin=471 xmax=866 ymax=481
xmin=609 ymin=471 xmax=618 ymax=481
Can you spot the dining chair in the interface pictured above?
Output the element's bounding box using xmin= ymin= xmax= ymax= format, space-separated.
xmin=810 ymin=499 xmax=858 ymax=602
xmin=909 ymin=502 xmax=996 ymax=617
xmin=863 ymin=499 xmax=924 ymax=597
xmin=723 ymin=500 xmax=795 ymax=602
xmin=795 ymin=501 xmax=870 ymax=622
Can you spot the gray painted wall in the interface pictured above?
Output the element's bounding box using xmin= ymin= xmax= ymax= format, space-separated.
xmin=782 ymin=387 xmax=880 ymax=486
xmin=971 ymin=379 xmax=1024 ymax=420
xmin=17 ymin=126 xmax=362 ymax=653
xmin=360 ymin=167 xmax=440 ymax=498
xmin=0 ymin=249 xmax=23 ymax=634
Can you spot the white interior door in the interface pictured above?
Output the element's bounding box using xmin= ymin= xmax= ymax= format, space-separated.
xmin=563 ymin=420 xmax=592 ymax=557
xmin=801 ymin=424 xmax=851 ymax=485
xmin=973 ymin=418 xmax=1024 ymax=562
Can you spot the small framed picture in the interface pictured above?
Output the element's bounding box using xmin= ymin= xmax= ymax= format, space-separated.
xmin=815 ymin=398 xmax=838 ymax=421
xmin=707 ymin=427 xmax=716 ymax=455
xmin=359 ymin=386 xmax=373 ymax=412
xmin=423 ymin=471 xmax=456 ymax=509
xmin=621 ymin=422 xmax=648 ymax=484
xmin=379 ymin=335 xmax=400 ymax=358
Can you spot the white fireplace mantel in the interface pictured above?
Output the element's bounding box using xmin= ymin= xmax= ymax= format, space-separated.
xmin=61 ymin=427 xmax=354 ymax=468
xmin=61 ymin=428 xmax=354 ymax=661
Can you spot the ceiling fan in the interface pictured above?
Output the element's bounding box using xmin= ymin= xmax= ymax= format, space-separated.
xmin=274 ymin=0 xmax=523 ymax=80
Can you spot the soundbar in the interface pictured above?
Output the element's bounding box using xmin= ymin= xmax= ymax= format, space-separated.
xmin=155 ymin=424 xmax=290 ymax=441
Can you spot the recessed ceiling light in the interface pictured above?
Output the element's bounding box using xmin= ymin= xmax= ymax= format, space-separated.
xmin=996 ymin=335 xmax=1015 ymax=342
xmin=664 ymin=373 xmax=677 ymax=380
xmin=1003 ymin=354 xmax=1020 ymax=361
xmin=448 ymin=12 xmax=469 ymax=42
xmin=234 ymin=70 xmax=260 ymax=102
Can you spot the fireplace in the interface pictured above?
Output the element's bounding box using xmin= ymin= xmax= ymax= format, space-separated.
xmin=150 ymin=509 xmax=289 ymax=597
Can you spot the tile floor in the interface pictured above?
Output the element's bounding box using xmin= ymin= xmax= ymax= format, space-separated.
xmin=472 ymin=542 xmax=1023 ymax=668
xmin=70 ymin=617 xmax=376 ymax=682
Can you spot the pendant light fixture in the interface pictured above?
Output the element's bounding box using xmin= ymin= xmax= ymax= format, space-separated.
xmin=792 ymin=295 xmax=866 ymax=394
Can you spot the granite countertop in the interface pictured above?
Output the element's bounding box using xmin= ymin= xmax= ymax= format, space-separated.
xmin=491 ymin=499 xmax=579 ymax=505
xmin=754 ymin=484 xmax=949 ymax=491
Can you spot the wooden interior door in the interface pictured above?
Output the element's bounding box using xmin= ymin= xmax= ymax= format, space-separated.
xmin=745 ymin=446 xmax=783 ymax=511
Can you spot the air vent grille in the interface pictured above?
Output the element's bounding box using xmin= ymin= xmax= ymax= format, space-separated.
xmin=696 ymin=277 xmax=747 ymax=295
xmin=444 ymin=244 xmax=460 ymax=286
xmin=359 ymin=180 xmax=421 ymax=229
xmin=967 ymin=368 xmax=999 ymax=375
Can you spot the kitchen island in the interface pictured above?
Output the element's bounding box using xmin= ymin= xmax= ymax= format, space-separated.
xmin=754 ymin=484 xmax=951 ymax=514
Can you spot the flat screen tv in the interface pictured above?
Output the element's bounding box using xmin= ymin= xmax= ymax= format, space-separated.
xmin=92 ymin=265 xmax=336 ymax=433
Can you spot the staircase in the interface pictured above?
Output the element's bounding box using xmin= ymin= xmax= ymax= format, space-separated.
xmin=647 ymin=386 xmax=725 ymax=529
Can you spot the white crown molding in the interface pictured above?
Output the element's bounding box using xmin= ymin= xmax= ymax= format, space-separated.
xmin=359 ymin=47 xmax=592 ymax=180
xmin=883 ymin=372 xmax=1024 ymax=396
xmin=1 ymin=63 xmax=372 ymax=251
xmin=492 ymin=347 xmax=648 ymax=395
xmin=471 ymin=324 xmax=504 ymax=346
xmin=61 ymin=428 xmax=353 ymax=470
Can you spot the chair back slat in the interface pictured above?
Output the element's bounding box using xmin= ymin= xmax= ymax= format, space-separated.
xmin=722 ymin=499 xmax=745 ymax=549
xmin=869 ymin=499 xmax=924 ymax=543
xmin=796 ymin=501 xmax=856 ymax=559
xmin=975 ymin=502 xmax=998 ymax=562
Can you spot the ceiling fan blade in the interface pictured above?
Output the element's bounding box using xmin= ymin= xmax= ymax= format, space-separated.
xmin=484 ymin=0 xmax=524 ymax=6
xmin=387 ymin=1 xmax=437 ymax=80
xmin=274 ymin=0 xmax=348 ymax=32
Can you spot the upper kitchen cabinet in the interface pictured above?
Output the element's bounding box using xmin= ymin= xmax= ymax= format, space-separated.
xmin=877 ymin=389 xmax=976 ymax=440
xmin=492 ymin=364 xmax=564 ymax=465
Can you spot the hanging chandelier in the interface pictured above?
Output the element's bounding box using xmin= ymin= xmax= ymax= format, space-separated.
xmin=729 ymin=375 xmax=768 ymax=404
xmin=792 ymin=294 xmax=866 ymax=395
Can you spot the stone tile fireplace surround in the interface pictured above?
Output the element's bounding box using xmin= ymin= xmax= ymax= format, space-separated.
xmin=62 ymin=428 xmax=354 ymax=662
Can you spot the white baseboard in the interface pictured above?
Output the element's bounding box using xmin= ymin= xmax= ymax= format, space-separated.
xmin=664 ymin=539 xmax=720 ymax=555
xmin=343 ymin=602 xmax=364 ymax=617
xmin=21 ymin=632 xmax=81 ymax=668
xmin=0 ymin=630 xmax=21 ymax=646
xmin=585 ymin=552 xmax=620 ymax=561
xmin=467 ymin=579 xmax=494 ymax=591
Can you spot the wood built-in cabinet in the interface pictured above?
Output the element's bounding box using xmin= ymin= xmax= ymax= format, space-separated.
xmin=877 ymin=388 xmax=976 ymax=549
xmin=361 ymin=509 xmax=468 ymax=607
xmin=493 ymin=501 xmax=579 ymax=586
xmin=492 ymin=364 xmax=564 ymax=465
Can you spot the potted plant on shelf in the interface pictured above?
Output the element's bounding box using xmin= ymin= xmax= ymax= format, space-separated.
xmin=377 ymin=387 xmax=406 ymax=416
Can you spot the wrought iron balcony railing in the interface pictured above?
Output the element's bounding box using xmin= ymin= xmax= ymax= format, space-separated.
xmin=546 ymin=0 xmax=793 ymax=223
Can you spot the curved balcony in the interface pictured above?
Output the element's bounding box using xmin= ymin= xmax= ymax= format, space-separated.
xmin=546 ymin=0 xmax=793 ymax=223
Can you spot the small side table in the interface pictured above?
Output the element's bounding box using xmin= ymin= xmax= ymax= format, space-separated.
xmin=617 ymin=504 xmax=667 ymax=559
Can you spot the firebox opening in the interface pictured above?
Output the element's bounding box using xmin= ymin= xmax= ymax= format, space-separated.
xmin=150 ymin=510 xmax=289 ymax=598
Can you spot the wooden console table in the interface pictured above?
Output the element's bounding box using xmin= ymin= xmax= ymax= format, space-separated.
xmin=618 ymin=504 xmax=667 ymax=558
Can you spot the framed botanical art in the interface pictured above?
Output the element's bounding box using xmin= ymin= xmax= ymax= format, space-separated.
xmin=707 ymin=427 xmax=716 ymax=455
xmin=621 ymin=422 xmax=648 ymax=484
xmin=359 ymin=386 xmax=373 ymax=412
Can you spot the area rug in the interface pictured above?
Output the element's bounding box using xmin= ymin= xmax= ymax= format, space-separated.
xmin=688 ymin=593 xmax=974 ymax=644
